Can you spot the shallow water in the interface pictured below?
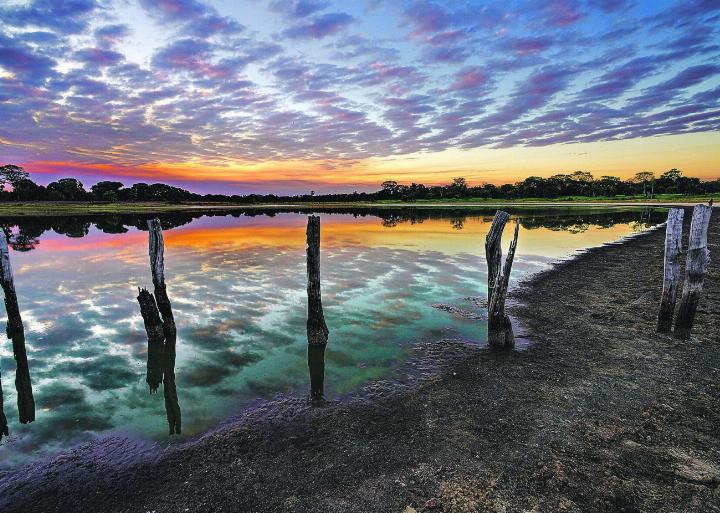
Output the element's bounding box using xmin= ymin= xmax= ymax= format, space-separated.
xmin=0 ymin=207 xmax=665 ymax=468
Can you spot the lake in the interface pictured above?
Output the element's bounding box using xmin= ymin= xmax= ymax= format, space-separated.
xmin=0 ymin=206 xmax=665 ymax=468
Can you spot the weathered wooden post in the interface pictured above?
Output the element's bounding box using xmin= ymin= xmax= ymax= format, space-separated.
xmin=485 ymin=211 xmax=510 ymax=303
xmin=674 ymin=204 xmax=712 ymax=339
xmin=485 ymin=212 xmax=520 ymax=348
xmin=147 ymin=219 xmax=181 ymax=433
xmin=136 ymin=219 xmax=181 ymax=434
xmin=306 ymin=215 xmax=329 ymax=400
xmin=657 ymin=208 xmax=684 ymax=332
xmin=0 ymin=235 xmax=35 ymax=424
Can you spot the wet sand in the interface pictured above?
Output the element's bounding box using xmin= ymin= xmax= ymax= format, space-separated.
xmin=1 ymin=210 xmax=718 ymax=513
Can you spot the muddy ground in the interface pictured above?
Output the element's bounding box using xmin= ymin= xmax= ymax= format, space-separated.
xmin=1 ymin=210 xmax=718 ymax=513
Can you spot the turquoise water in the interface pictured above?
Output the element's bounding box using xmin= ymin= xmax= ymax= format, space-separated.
xmin=0 ymin=207 xmax=664 ymax=467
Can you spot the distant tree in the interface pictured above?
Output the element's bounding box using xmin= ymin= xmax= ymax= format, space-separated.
xmin=633 ymin=171 xmax=655 ymax=198
xmin=660 ymin=168 xmax=682 ymax=182
xmin=570 ymin=171 xmax=594 ymax=182
xmin=91 ymin=181 xmax=124 ymax=201
xmin=47 ymin=178 xmax=87 ymax=201
xmin=0 ymin=164 xmax=30 ymax=188
xmin=380 ymin=180 xmax=400 ymax=198
xmin=592 ymin=176 xmax=622 ymax=197
xmin=12 ymin=178 xmax=46 ymax=201
xmin=451 ymin=177 xmax=467 ymax=189
xmin=446 ymin=177 xmax=468 ymax=198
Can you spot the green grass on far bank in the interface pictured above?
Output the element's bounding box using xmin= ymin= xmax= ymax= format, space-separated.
xmin=0 ymin=193 xmax=717 ymax=216
xmin=371 ymin=193 xmax=719 ymax=204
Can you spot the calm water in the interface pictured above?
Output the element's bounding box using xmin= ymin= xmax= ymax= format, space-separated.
xmin=0 ymin=207 xmax=664 ymax=468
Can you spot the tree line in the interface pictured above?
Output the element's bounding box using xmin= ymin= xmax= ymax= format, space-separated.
xmin=1 ymin=207 xmax=666 ymax=252
xmin=1 ymin=164 xmax=718 ymax=203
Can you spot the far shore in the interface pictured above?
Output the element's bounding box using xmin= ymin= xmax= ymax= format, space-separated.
xmin=0 ymin=195 xmax=718 ymax=216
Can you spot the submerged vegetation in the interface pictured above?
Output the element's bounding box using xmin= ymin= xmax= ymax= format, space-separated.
xmin=1 ymin=165 xmax=719 ymax=205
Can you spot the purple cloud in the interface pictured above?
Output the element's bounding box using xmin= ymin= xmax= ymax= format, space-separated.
xmin=139 ymin=0 xmax=207 ymax=21
xmin=0 ymin=38 xmax=56 ymax=86
xmin=577 ymin=56 xmax=659 ymax=102
xmin=403 ymin=2 xmax=450 ymax=35
xmin=630 ymin=64 xmax=720 ymax=110
xmin=450 ymin=67 xmax=489 ymax=92
xmin=270 ymin=0 xmax=331 ymax=18
xmin=95 ymin=24 xmax=130 ymax=48
xmin=587 ymin=0 xmax=631 ymax=13
xmin=505 ymin=36 xmax=554 ymax=55
xmin=542 ymin=0 xmax=585 ymax=26
xmin=282 ymin=12 xmax=354 ymax=39
xmin=74 ymin=48 xmax=124 ymax=67
xmin=0 ymin=0 xmax=98 ymax=33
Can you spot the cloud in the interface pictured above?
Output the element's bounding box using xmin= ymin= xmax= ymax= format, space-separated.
xmin=94 ymin=24 xmax=130 ymax=48
xmin=282 ymin=12 xmax=354 ymax=39
xmin=542 ymin=0 xmax=585 ymax=26
xmin=450 ymin=67 xmax=489 ymax=92
xmin=505 ymin=36 xmax=554 ymax=55
xmin=403 ymin=1 xmax=450 ymax=35
xmin=73 ymin=48 xmax=124 ymax=67
xmin=629 ymin=64 xmax=720 ymax=110
xmin=270 ymin=0 xmax=331 ymax=18
xmin=0 ymin=39 xmax=56 ymax=86
xmin=139 ymin=0 xmax=207 ymax=21
xmin=139 ymin=0 xmax=243 ymax=36
xmin=577 ymin=56 xmax=659 ymax=102
xmin=0 ymin=0 xmax=98 ymax=33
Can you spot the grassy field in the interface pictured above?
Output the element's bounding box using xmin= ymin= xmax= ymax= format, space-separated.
xmin=0 ymin=193 xmax=717 ymax=216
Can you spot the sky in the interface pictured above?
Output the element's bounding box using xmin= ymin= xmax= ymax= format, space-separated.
xmin=1 ymin=0 xmax=719 ymax=194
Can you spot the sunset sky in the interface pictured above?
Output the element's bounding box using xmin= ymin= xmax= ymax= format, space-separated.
xmin=1 ymin=0 xmax=719 ymax=194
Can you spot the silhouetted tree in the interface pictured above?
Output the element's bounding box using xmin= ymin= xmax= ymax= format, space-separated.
xmin=91 ymin=181 xmax=124 ymax=201
xmin=47 ymin=178 xmax=87 ymax=201
xmin=0 ymin=164 xmax=29 ymax=188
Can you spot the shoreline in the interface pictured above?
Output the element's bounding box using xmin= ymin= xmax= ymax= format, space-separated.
xmin=1 ymin=211 xmax=718 ymax=512
xmin=0 ymin=200 xmax=715 ymax=216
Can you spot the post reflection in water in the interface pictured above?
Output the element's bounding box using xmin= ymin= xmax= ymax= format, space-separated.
xmin=0 ymin=235 xmax=34 ymax=441
xmin=0 ymin=207 xmax=668 ymax=467
xmin=306 ymin=215 xmax=330 ymax=402
xmin=136 ymin=220 xmax=181 ymax=435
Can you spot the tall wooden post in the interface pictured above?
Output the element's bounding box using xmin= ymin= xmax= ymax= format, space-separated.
xmin=147 ymin=220 xmax=180 ymax=433
xmin=674 ymin=205 xmax=712 ymax=339
xmin=306 ymin=215 xmax=329 ymax=400
xmin=486 ymin=212 xmax=519 ymax=348
xmin=0 ymin=235 xmax=35 ymax=424
xmin=657 ymin=208 xmax=684 ymax=332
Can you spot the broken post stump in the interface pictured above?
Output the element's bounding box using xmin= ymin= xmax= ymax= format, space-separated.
xmin=486 ymin=212 xmax=519 ymax=348
xmin=674 ymin=204 xmax=712 ymax=339
xmin=0 ymin=235 xmax=35 ymax=424
xmin=657 ymin=208 xmax=684 ymax=333
xmin=306 ymin=215 xmax=329 ymax=400
xmin=137 ymin=287 xmax=165 ymax=392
